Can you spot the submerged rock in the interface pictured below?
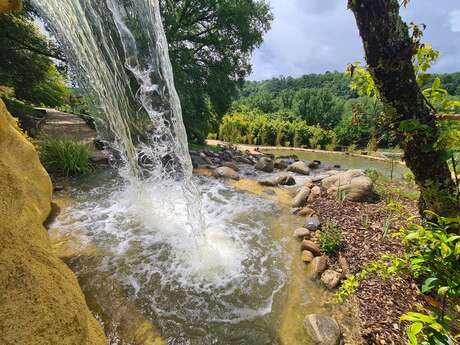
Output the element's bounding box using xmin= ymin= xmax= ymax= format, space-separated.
xmin=258 ymin=177 xmax=278 ymax=187
xmin=294 ymin=227 xmax=311 ymax=240
xmin=304 ymin=314 xmax=342 ymax=345
xmin=255 ymin=157 xmax=275 ymax=173
xmin=287 ymin=161 xmax=310 ymax=175
xmin=292 ymin=206 xmax=316 ymax=218
xmin=215 ymin=166 xmax=240 ymax=180
xmin=301 ymin=250 xmax=315 ymax=263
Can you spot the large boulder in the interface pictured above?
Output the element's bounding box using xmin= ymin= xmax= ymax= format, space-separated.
xmin=0 ymin=100 xmax=106 ymax=345
xmin=322 ymin=169 xmax=373 ymax=201
xmin=287 ymin=161 xmax=310 ymax=175
xmin=304 ymin=314 xmax=342 ymax=345
xmin=255 ymin=157 xmax=275 ymax=173
xmin=215 ymin=166 xmax=240 ymax=180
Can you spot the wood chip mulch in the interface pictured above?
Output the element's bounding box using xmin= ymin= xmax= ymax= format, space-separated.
xmin=310 ymin=193 xmax=423 ymax=345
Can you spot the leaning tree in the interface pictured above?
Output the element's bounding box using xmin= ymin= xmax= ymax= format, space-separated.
xmin=349 ymin=0 xmax=459 ymax=218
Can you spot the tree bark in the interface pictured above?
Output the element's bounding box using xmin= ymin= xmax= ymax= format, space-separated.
xmin=349 ymin=0 xmax=459 ymax=217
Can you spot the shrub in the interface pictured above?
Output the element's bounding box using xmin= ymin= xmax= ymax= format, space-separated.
xmin=40 ymin=138 xmax=93 ymax=176
xmin=365 ymin=168 xmax=380 ymax=183
xmin=319 ymin=221 xmax=342 ymax=256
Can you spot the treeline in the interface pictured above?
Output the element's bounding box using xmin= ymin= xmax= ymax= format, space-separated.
xmin=215 ymin=72 xmax=460 ymax=150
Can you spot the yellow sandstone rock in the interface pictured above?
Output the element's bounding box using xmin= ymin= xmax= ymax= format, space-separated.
xmin=0 ymin=0 xmax=22 ymax=13
xmin=0 ymin=100 xmax=107 ymax=345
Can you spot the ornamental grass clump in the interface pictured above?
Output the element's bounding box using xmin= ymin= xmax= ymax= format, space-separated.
xmin=319 ymin=221 xmax=343 ymax=256
xmin=40 ymin=138 xmax=92 ymax=176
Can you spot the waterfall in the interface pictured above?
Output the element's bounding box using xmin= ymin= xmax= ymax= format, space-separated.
xmin=32 ymin=0 xmax=205 ymax=237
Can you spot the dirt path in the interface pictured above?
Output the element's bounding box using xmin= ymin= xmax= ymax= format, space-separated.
xmin=38 ymin=108 xmax=109 ymax=163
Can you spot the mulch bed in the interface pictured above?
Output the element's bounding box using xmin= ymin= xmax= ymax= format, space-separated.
xmin=310 ymin=193 xmax=423 ymax=344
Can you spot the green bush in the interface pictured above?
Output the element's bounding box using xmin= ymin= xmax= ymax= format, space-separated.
xmin=319 ymin=221 xmax=342 ymax=256
xmin=40 ymin=139 xmax=93 ymax=176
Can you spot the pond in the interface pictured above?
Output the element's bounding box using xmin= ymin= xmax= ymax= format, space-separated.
xmin=50 ymin=168 xmax=360 ymax=345
xmin=262 ymin=148 xmax=409 ymax=179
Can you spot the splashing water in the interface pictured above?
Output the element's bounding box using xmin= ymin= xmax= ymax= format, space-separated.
xmin=32 ymin=0 xmax=205 ymax=238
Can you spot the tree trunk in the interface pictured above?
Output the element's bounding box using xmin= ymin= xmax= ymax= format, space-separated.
xmin=349 ymin=0 xmax=458 ymax=218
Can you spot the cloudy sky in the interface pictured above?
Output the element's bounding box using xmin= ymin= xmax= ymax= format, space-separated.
xmin=249 ymin=0 xmax=460 ymax=80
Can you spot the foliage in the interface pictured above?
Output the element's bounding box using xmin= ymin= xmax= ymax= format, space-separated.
xmin=0 ymin=3 xmax=68 ymax=106
xmin=39 ymin=138 xmax=93 ymax=176
xmin=319 ymin=221 xmax=342 ymax=256
xmin=337 ymin=213 xmax=460 ymax=344
xmin=160 ymin=0 xmax=273 ymax=143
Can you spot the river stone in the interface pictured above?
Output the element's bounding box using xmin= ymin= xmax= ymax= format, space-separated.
xmin=294 ymin=227 xmax=311 ymax=240
xmin=274 ymin=158 xmax=289 ymax=169
xmin=221 ymin=161 xmax=240 ymax=171
xmin=320 ymin=270 xmax=343 ymax=289
xmin=258 ymin=177 xmax=278 ymax=187
xmin=293 ymin=206 xmax=316 ymax=218
xmin=277 ymin=174 xmax=296 ymax=186
xmin=304 ymin=314 xmax=341 ymax=345
xmin=308 ymin=186 xmax=322 ymax=203
xmin=215 ymin=166 xmax=240 ymax=180
xmin=306 ymin=215 xmax=321 ymax=231
xmin=219 ymin=150 xmax=234 ymax=161
xmin=287 ymin=161 xmax=310 ymax=175
xmin=322 ymin=169 xmax=373 ymax=202
xmin=255 ymin=157 xmax=275 ymax=173
xmin=301 ymin=240 xmax=321 ymax=256
xmin=308 ymin=160 xmax=321 ymax=169
xmin=301 ymin=250 xmax=314 ymax=263
xmin=309 ymin=256 xmax=328 ymax=276
xmin=292 ymin=187 xmax=310 ymax=208
xmin=234 ymin=155 xmax=253 ymax=165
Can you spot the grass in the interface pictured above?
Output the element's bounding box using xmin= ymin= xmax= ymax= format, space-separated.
xmin=40 ymin=138 xmax=93 ymax=176
xmin=189 ymin=142 xmax=223 ymax=153
xmin=319 ymin=221 xmax=343 ymax=256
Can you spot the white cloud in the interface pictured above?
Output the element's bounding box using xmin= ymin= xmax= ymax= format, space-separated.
xmin=449 ymin=10 xmax=460 ymax=32
xmin=249 ymin=0 xmax=460 ymax=80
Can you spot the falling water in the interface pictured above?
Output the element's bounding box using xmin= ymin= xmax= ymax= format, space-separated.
xmin=32 ymin=0 xmax=205 ymax=237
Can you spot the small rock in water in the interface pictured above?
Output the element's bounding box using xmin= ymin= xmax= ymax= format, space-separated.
xmin=276 ymin=174 xmax=296 ymax=186
xmin=221 ymin=161 xmax=240 ymax=171
xmin=309 ymin=256 xmax=328 ymax=276
xmin=293 ymin=227 xmax=311 ymax=240
xmin=274 ymin=158 xmax=289 ymax=169
xmin=255 ymin=157 xmax=275 ymax=173
xmin=214 ymin=166 xmax=240 ymax=180
xmin=306 ymin=216 xmax=321 ymax=231
xmin=320 ymin=270 xmax=343 ymax=289
xmin=258 ymin=177 xmax=278 ymax=187
xmin=287 ymin=161 xmax=310 ymax=175
xmin=292 ymin=187 xmax=311 ymax=208
xmin=308 ymin=160 xmax=321 ymax=169
xmin=301 ymin=250 xmax=314 ymax=263
xmin=304 ymin=314 xmax=341 ymax=345
xmin=301 ymin=240 xmax=321 ymax=256
xmin=293 ymin=207 xmax=316 ymax=218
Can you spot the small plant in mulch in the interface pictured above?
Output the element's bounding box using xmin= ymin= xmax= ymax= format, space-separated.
xmin=319 ymin=221 xmax=342 ymax=256
xmin=337 ymin=213 xmax=460 ymax=344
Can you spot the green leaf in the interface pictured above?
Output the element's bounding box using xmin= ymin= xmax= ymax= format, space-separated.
xmin=437 ymin=286 xmax=450 ymax=296
xmin=440 ymin=243 xmax=452 ymax=258
xmin=422 ymin=277 xmax=438 ymax=293
xmin=409 ymin=322 xmax=424 ymax=335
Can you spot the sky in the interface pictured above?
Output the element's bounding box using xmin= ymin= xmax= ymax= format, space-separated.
xmin=249 ymin=0 xmax=460 ymax=80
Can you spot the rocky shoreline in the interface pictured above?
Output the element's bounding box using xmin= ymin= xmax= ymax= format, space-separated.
xmin=192 ymin=143 xmax=419 ymax=344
